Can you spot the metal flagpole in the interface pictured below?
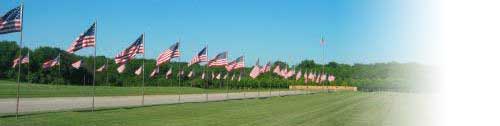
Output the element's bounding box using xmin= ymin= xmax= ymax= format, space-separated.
xmin=141 ymin=33 xmax=145 ymax=106
xmin=106 ymin=59 xmax=109 ymax=86
xmin=242 ymin=65 xmax=246 ymax=98
xmin=15 ymin=3 xmax=24 ymax=119
xmin=321 ymin=34 xmax=326 ymax=93
xmin=92 ymin=21 xmax=97 ymax=112
xmin=177 ymin=39 xmax=182 ymax=103
xmin=58 ymin=53 xmax=62 ymax=85
xmin=205 ymin=44 xmax=209 ymax=101
xmin=226 ymin=72 xmax=230 ymax=99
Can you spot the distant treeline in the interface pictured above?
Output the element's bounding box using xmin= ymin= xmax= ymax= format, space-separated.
xmin=0 ymin=41 xmax=432 ymax=92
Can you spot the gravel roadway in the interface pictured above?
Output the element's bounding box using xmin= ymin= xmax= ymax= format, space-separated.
xmin=0 ymin=90 xmax=310 ymax=115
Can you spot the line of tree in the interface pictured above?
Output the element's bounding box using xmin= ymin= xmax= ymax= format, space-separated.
xmin=0 ymin=41 xmax=432 ymax=92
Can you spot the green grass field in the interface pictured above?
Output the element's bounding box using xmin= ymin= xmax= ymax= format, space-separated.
xmin=0 ymin=92 xmax=419 ymax=126
xmin=0 ymin=80 xmax=285 ymax=98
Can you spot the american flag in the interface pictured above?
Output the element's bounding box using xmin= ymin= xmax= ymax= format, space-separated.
xmin=223 ymin=73 xmax=228 ymax=79
xmin=42 ymin=55 xmax=60 ymax=69
xmin=225 ymin=56 xmax=244 ymax=72
xmin=71 ymin=60 xmax=83 ymax=69
xmin=285 ymin=69 xmax=295 ymax=79
xmin=156 ymin=42 xmax=180 ymax=66
xmin=273 ymin=65 xmax=281 ymax=75
xmin=11 ymin=55 xmax=28 ymax=68
xmin=66 ymin=23 xmax=96 ymax=53
xmin=187 ymin=70 xmax=193 ymax=78
xmin=188 ymin=47 xmax=207 ymax=67
xmin=0 ymin=6 xmax=22 ymax=35
xmin=215 ymin=73 xmax=221 ymax=79
xmin=211 ymin=72 xmax=215 ymax=80
xmin=201 ymin=72 xmax=205 ymax=79
xmin=21 ymin=52 xmax=29 ymax=64
xmin=249 ymin=59 xmax=261 ymax=79
xmin=165 ymin=68 xmax=172 ymax=79
xmin=295 ymin=70 xmax=302 ymax=80
xmin=249 ymin=65 xmax=260 ymax=79
xmin=117 ymin=64 xmax=126 ymax=73
xmin=238 ymin=74 xmax=241 ymax=81
xmin=115 ymin=35 xmax=144 ymax=65
xmin=260 ymin=62 xmax=271 ymax=73
xmin=308 ymin=72 xmax=315 ymax=81
xmin=320 ymin=73 xmax=326 ymax=82
xmin=230 ymin=74 xmax=235 ymax=81
xmin=208 ymin=52 xmax=228 ymax=67
xmin=178 ymin=70 xmax=184 ymax=77
xmin=150 ymin=66 xmax=159 ymax=77
xmin=96 ymin=64 xmax=106 ymax=72
xmin=328 ymin=75 xmax=335 ymax=82
xmin=134 ymin=66 xmax=143 ymax=76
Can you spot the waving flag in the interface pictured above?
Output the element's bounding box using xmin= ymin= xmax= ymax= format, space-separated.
xmin=201 ymin=72 xmax=205 ymax=79
xmin=238 ymin=74 xmax=241 ymax=81
xmin=215 ymin=73 xmax=221 ymax=79
xmin=249 ymin=59 xmax=262 ymax=79
xmin=42 ymin=55 xmax=60 ymax=69
xmin=66 ymin=23 xmax=96 ymax=53
xmin=208 ymin=52 xmax=228 ymax=67
xmin=134 ymin=66 xmax=143 ymax=75
xmin=12 ymin=55 xmax=28 ymax=68
xmin=328 ymin=75 xmax=335 ymax=82
xmin=178 ymin=70 xmax=184 ymax=77
xmin=187 ymin=70 xmax=194 ymax=78
xmin=188 ymin=47 xmax=208 ymax=67
xmin=165 ymin=68 xmax=172 ymax=79
xmin=115 ymin=35 xmax=144 ymax=64
xmin=71 ymin=60 xmax=83 ymax=69
xmin=211 ymin=72 xmax=215 ymax=80
xmin=150 ymin=66 xmax=159 ymax=77
xmin=117 ymin=64 xmax=126 ymax=73
xmin=320 ymin=74 xmax=327 ymax=82
xmin=225 ymin=56 xmax=244 ymax=72
xmin=0 ymin=6 xmax=22 ymax=34
xmin=156 ymin=42 xmax=180 ymax=66
xmin=231 ymin=74 xmax=235 ymax=81
xmin=223 ymin=73 xmax=228 ymax=80
xmin=273 ymin=65 xmax=281 ymax=74
xmin=21 ymin=53 xmax=29 ymax=64
xmin=260 ymin=62 xmax=271 ymax=73
xmin=96 ymin=64 xmax=106 ymax=72
xmin=295 ymin=70 xmax=302 ymax=80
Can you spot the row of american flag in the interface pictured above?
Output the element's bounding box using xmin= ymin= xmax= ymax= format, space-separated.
xmin=2 ymin=5 xmax=335 ymax=83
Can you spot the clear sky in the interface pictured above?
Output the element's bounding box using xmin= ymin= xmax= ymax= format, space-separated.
xmin=0 ymin=0 xmax=431 ymax=66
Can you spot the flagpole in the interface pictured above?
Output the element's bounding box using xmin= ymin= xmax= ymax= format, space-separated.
xmin=27 ymin=52 xmax=30 ymax=84
xmin=177 ymin=39 xmax=182 ymax=103
xmin=106 ymin=59 xmax=109 ymax=86
xmin=141 ymin=33 xmax=145 ymax=106
xmin=225 ymin=72 xmax=230 ymax=99
xmin=15 ymin=3 xmax=24 ymax=119
xmin=321 ymin=34 xmax=326 ymax=93
xmin=58 ymin=53 xmax=62 ymax=86
xmin=91 ymin=21 xmax=97 ymax=112
xmin=204 ymin=44 xmax=209 ymax=102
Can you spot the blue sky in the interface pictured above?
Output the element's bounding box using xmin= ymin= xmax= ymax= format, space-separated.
xmin=0 ymin=0 xmax=430 ymax=66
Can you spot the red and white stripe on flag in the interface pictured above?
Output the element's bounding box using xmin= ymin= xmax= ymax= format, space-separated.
xmin=134 ymin=66 xmax=143 ymax=75
xmin=117 ymin=64 xmax=126 ymax=73
xmin=71 ymin=60 xmax=83 ymax=69
xmin=249 ymin=65 xmax=261 ymax=79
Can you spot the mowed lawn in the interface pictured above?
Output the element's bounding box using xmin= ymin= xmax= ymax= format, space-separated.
xmin=0 ymin=92 xmax=421 ymax=126
xmin=0 ymin=80 xmax=282 ymax=98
